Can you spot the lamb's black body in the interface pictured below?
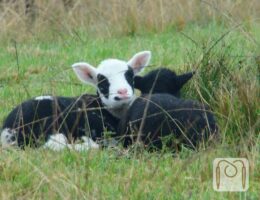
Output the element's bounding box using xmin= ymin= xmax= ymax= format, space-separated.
xmin=118 ymin=94 xmax=218 ymax=150
xmin=2 ymin=94 xmax=118 ymax=148
xmin=134 ymin=68 xmax=194 ymax=97
xmin=118 ymin=68 xmax=218 ymax=150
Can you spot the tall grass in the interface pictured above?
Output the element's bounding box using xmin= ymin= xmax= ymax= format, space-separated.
xmin=186 ymin=37 xmax=259 ymax=150
xmin=1 ymin=0 xmax=260 ymax=39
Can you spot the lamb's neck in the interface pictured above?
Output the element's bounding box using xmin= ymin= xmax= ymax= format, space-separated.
xmin=108 ymin=106 xmax=127 ymax=118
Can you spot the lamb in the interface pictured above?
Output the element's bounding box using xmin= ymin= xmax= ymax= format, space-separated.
xmin=118 ymin=68 xmax=218 ymax=150
xmin=1 ymin=51 xmax=151 ymax=151
xmin=134 ymin=68 xmax=194 ymax=97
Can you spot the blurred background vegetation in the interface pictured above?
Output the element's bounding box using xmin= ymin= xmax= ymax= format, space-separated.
xmin=0 ymin=0 xmax=260 ymax=38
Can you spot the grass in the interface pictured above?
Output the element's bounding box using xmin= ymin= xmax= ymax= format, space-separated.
xmin=0 ymin=1 xmax=260 ymax=199
xmin=0 ymin=147 xmax=257 ymax=199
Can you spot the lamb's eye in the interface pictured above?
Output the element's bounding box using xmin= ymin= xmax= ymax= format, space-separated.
xmin=97 ymin=74 xmax=110 ymax=98
xmin=125 ymin=68 xmax=134 ymax=85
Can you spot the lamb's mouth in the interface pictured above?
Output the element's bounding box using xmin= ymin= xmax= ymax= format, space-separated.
xmin=114 ymin=96 xmax=130 ymax=101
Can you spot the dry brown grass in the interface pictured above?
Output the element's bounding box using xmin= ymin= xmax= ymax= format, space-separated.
xmin=0 ymin=0 xmax=260 ymax=38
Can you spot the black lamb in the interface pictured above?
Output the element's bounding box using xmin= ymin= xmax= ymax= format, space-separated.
xmin=118 ymin=68 xmax=218 ymax=150
xmin=134 ymin=68 xmax=194 ymax=97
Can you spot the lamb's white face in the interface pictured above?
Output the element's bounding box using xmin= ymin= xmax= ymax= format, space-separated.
xmin=72 ymin=51 xmax=151 ymax=109
xmin=96 ymin=59 xmax=134 ymax=108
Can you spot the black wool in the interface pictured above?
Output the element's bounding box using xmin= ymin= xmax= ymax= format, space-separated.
xmin=134 ymin=68 xmax=194 ymax=97
xmin=118 ymin=68 xmax=218 ymax=150
xmin=118 ymin=94 xmax=218 ymax=150
xmin=2 ymin=94 xmax=118 ymax=148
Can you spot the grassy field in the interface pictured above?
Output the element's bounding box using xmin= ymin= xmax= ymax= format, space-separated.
xmin=0 ymin=1 xmax=260 ymax=199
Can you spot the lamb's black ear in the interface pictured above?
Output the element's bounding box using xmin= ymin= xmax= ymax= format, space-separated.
xmin=134 ymin=76 xmax=143 ymax=90
xmin=176 ymin=71 xmax=195 ymax=89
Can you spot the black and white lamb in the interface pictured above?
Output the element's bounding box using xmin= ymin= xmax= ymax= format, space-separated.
xmin=1 ymin=51 xmax=152 ymax=151
xmin=118 ymin=68 xmax=218 ymax=150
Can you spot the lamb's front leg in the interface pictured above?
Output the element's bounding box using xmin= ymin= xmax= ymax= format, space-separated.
xmin=43 ymin=133 xmax=69 ymax=151
xmin=68 ymin=136 xmax=99 ymax=152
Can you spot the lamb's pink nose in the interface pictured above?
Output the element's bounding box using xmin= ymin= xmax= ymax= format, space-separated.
xmin=117 ymin=88 xmax=128 ymax=96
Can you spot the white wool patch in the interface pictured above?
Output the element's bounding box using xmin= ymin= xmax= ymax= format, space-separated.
xmin=0 ymin=128 xmax=17 ymax=147
xmin=43 ymin=134 xmax=99 ymax=152
xmin=81 ymin=136 xmax=99 ymax=148
xmin=35 ymin=96 xmax=54 ymax=101
xmin=43 ymin=133 xmax=68 ymax=151
xmin=67 ymin=136 xmax=99 ymax=152
xmin=97 ymin=59 xmax=129 ymax=77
